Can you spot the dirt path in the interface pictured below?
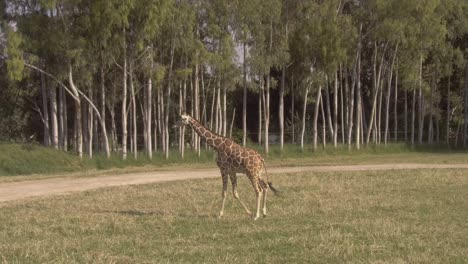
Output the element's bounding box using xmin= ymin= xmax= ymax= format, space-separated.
xmin=1 ymin=163 xmax=468 ymax=204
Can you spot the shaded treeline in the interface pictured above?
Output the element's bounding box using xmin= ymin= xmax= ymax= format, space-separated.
xmin=0 ymin=0 xmax=467 ymax=159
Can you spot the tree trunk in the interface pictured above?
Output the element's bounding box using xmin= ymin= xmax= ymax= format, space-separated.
xmin=264 ymin=73 xmax=270 ymax=154
xmin=110 ymin=103 xmax=117 ymax=152
xmin=153 ymin=94 xmax=158 ymax=152
xmin=377 ymin=80 xmax=383 ymax=144
xmin=158 ymin=85 xmax=165 ymax=153
xmin=62 ymin=86 xmax=68 ymax=151
xmin=464 ymin=64 xmax=468 ymax=146
xmin=68 ymin=66 xmax=83 ymax=159
xmin=313 ymin=86 xmax=322 ymax=150
xmin=242 ymin=42 xmax=247 ymax=147
xmin=179 ymin=79 xmax=186 ymax=159
xmin=264 ymin=20 xmax=273 ymax=155
xmin=279 ymin=64 xmax=285 ymax=151
xmin=93 ymin=88 xmax=99 ymax=153
xmin=165 ymin=39 xmax=175 ymax=159
xmin=446 ymin=76 xmax=451 ymax=145
xmin=49 ymin=84 xmax=59 ymax=149
xmin=258 ymin=83 xmax=263 ymax=145
xmin=366 ymin=41 xmax=387 ymax=145
xmin=385 ymin=43 xmax=398 ymax=145
xmin=100 ymin=67 xmax=106 ymax=152
xmin=418 ymin=56 xmax=424 ymax=145
xmin=428 ymin=81 xmax=434 ymax=144
xmin=291 ymin=77 xmax=295 ymax=144
xmin=193 ymin=59 xmax=200 ymax=154
xmin=324 ymin=82 xmax=334 ymax=141
xmin=222 ymin=79 xmax=227 ymax=137
xmin=340 ymin=67 xmax=345 ymax=144
xmin=146 ymin=63 xmax=153 ymax=159
xmin=83 ymin=99 xmax=89 ymax=155
xmin=411 ymin=89 xmax=416 ymax=145
xmin=355 ymin=42 xmax=362 ymax=150
xmin=88 ymin=88 xmax=94 ymax=158
xmin=210 ymin=78 xmax=216 ymax=131
xmin=405 ymin=89 xmax=408 ymax=142
xmin=129 ymin=64 xmax=137 ymax=159
xmin=216 ymin=83 xmax=221 ymax=134
xmin=347 ymin=66 xmax=356 ymax=149
xmin=300 ymin=87 xmax=309 ymax=150
xmin=321 ymin=90 xmax=327 ymax=149
xmin=40 ymin=73 xmax=51 ymax=147
xmin=229 ymin=108 xmax=236 ymax=138
xmin=333 ymin=73 xmax=338 ymax=147
xmin=122 ymin=42 xmax=128 ymax=160
xmin=394 ymin=64 xmax=398 ymax=142
xmin=58 ymin=86 xmax=64 ymax=149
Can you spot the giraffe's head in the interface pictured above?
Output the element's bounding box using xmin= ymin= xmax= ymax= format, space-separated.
xmin=178 ymin=113 xmax=192 ymax=126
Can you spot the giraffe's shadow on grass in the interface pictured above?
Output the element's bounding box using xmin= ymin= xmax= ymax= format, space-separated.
xmin=97 ymin=209 xmax=213 ymax=219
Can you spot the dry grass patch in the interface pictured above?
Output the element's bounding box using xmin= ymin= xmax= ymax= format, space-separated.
xmin=1 ymin=169 xmax=467 ymax=263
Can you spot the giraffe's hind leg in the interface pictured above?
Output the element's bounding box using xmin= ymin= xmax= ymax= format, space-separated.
xmin=218 ymin=171 xmax=229 ymax=218
xmin=250 ymin=176 xmax=264 ymax=221
xmin=229 ymin=173 xmax=252 ymax=216
xmin=261 ymin=180 xmax=268 ymax=217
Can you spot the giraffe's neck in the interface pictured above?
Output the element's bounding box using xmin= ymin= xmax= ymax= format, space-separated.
xmin=188 ymin=118 xmax=224 ymax=150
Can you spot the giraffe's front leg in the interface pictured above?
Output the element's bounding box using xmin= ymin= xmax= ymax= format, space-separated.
xmin=229 ymin=173 xmax=251 ymax=216
xmin=218 ymin=171 xmax=228 ymax=219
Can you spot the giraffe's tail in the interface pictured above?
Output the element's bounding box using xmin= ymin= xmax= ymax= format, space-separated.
xmin=262 ymin=159 xmax=280 ymax=196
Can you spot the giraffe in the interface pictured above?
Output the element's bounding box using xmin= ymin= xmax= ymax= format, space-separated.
xmin=178 ymin=114 xmax=278 ymax=220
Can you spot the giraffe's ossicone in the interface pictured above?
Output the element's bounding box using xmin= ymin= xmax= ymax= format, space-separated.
xmin=179 ymin=114 xmax=278 ymax=220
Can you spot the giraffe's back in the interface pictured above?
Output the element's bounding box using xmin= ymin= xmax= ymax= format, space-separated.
xmin=216 ymin=143 xmax=263 ymax=175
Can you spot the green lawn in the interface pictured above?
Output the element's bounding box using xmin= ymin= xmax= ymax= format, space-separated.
xmin=1 ymin=142 xmax=467 ymax=179
xmin=1 ymin=169 xmax=467 ymax=263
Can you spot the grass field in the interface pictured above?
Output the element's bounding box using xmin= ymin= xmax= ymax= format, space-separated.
xmin=1 ymin=169 xmax=467 ymax=263
xmin=1 ymin=142 xmax=468 ymax=178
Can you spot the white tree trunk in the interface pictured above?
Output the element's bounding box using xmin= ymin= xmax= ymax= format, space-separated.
xmin=58 ymin=86 xmax=64 ymax=148
xmin=347 ymin=66 xmax=356 ymax=149
xmin=291 ymin=79 xmax=295 ymax=144
xmin=122 ymin=49 xmax=128 ymax=160
xmin=62 ymin=86 xmax=68 ymax=151
xmin=229 ymin=108 xmax=236 ymax=138
xmin=88 ymin=88 xmax=94 ymax=158
xmin=279 ymin=64 xmax=285 ymax=150
xmin=355 ymin=49 xmax=362 ymax=150
xmin=165 ymin=39 xmax=175 ymax=159
xmin=264 ymin=74 xmax=270 ymax=154
xmin=242 ymin=42 xmax=247 ymax=147
xmin=385 ymin=44 xmax=398 ymax=145
xmin=49 ymin=85 xmax=59 ymax=149
xmin=394 ymin=65 xmax=398 ymax=142
xmin=418 ymin=56 xmax=424 ymax=145
xmin=321 ymin=90 xmax=327 ymax=149
xmin=40 ymin=73 xmax=50 ymax=146
xmin=258 ymin=85 xmax=263 ymax=145
xmin=68 ymin=66 xmax=83 ymax=159
xmin=333 ymin=73 xmax=338 ymax=147
xmin=324 ymin=83 xmax=334 ymax=140
xmin=300 ymin=87 xmax=309 ymax=150
xmin=313 ymin=86 xmax=322 ymax=150
xmin=146 ymin=67 xmax=153 ymax=159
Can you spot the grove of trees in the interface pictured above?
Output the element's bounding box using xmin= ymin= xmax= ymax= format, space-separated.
xmin=0 ymin=0 xmax=467 ymax=159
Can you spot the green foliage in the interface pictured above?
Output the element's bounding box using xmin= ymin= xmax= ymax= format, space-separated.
xmin=0 ymin=143 xmax=83 ymax=175
xmin=5 ymin=28 xmax=24 ymax=81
